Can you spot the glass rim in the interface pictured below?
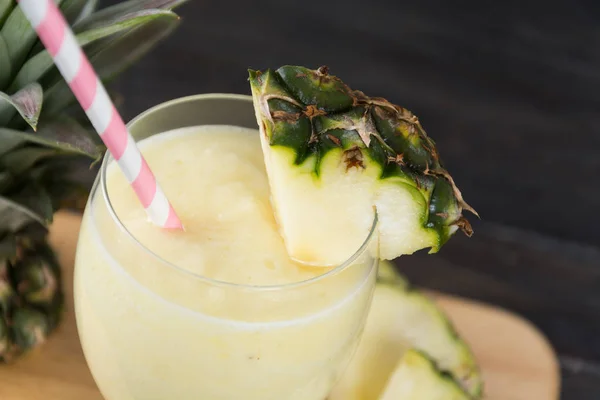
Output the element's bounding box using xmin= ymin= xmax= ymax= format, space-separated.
xmin=98 ymin=93 xmax=379 ymax=291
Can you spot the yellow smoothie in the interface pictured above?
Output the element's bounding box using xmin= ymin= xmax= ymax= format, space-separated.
xmin=74 ymin=125 xmax=377 ymax=400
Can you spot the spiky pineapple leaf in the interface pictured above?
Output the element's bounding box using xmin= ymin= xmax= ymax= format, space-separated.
xmin=86 ymin=11 xmax=179 ymax=81
xmin=0 ymin=120 xmax=103 ymax=160
xmin=21 ymin=0 xmax=188 ymax=57
xmin=0 ymin=172 xmax=12 ymax=192
xmin=27 ymin=157 xmax=91 ymax=211
xmin=0 ymin=35 xmax=10 ymax=89
xmin=44 ymin=10 xmax=180 ymax=113
xmin=60 ymin=0 xmax=93 ymax=24
xmin=0 ymin=130 xmax=24 ymax=157
xmin=0 ymin=195 xmax=46 ymax=233
xmin=0 ymin=5 xmax=39 ymax=74
xmin=80 ymin=9 xmax=178 ymax=42
xmin=76 ymin=0 xmax=98 ymax=23
xmin=9 ymin=184 xmax=54 ymax=223
xmin=0 ymin=148 xmax=58 ymax=176
xmin=48 ymin=181 xmax=89 ymax=210
xmin=35 ymin=117 xmax=103 ymax=159
xmin=54 ymin=88 xmax=124 ymax=137
xmin=41 ymin=174 xmax=89 ymax=211
xmin=0 ymin=83 xmax=43 ymax=130
xmin=0 ymin=0 xmax=13 ymax=25
xmin=11 ymin=9 xmax=180 ymax=91
xmin=74 ymin=0 xmax=187 ymax=30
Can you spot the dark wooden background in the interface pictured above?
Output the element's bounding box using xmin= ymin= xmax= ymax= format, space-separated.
xmin=102 ymin=0 xmax=600 ymax=398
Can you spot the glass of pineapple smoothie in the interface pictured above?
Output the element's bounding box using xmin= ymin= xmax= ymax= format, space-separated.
xmin=73 ymin=94 xmax=379 ymax=400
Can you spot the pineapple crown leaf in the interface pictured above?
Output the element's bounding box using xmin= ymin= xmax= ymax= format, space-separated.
xmin=0 ymin=2 xmax=41 ymax=74
xmin=0 ymin=0 xmax=47 ymax=88
xmin=0 ymin=121 xmax=101 ymax=160
xmin=9 ymin=9 xmax=179 ymax=93
xmin=0 ymin=172 xmax=9 ymax=192
xmin=0 ymin=35 xmax=10 ymax=89
xmin=35 ymin=117 xmax=104 ymax=159
xmin=0 ymin=129 xmax=25 ymax=158
xmin=0 ymin=195 xmax=47 ymax=232
xmin=0 ymin=1 xmax=14 ymax=26
xmin=2 ymin=0 xmax=187 ymax=119
xmin=10 ymin=184 xmax=54 ymax=224
xmin=1 ymin=147 xmax=57 ymax=177
xmin=43 ymin=9 xmax=182 ymax=115
xmin=24 ymin=0 xmax=187 ymax=60
xmin=60 ymin=0 xmax=98 ymax=25
xmin=75 ymin=0 xmax=100 ymax=25
xmin=9 ymin=0 xmax=89 ymax=60
xmin=74 ymin=0 xmax=188 ymax=31
xmin=0 ymin=83 xmax=43 ymax=131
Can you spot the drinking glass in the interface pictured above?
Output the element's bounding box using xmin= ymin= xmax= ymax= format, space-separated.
xmin=74 ymin=94 xmax=379 ymax=400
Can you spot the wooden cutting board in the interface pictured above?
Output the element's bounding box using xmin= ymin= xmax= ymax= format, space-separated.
xmin=0 ymin=212 xmax=560 ymax=399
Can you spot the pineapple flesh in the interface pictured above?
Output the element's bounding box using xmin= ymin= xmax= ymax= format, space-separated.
xmin=0 ymin=0 xmax=186 ymax=362
xmin=379 ymin=349 xmax=473 ymax=400
xmin=249 ymin=66 xmax=477 ymax=265
xmin=329 ymin=261 xmax=482 ymax=400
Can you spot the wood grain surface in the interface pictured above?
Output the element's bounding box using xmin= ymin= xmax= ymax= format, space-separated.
xmin=0 ymin=212 xmax=559 ymax=400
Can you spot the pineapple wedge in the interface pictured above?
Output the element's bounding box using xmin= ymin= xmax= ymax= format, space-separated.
xmin=329 ymin=261 xmax=482 ymax=400
xmin=379 ymin=349 xmax=473 ymax=400
xmin=249 ymin=66 xmax=477 ymax=265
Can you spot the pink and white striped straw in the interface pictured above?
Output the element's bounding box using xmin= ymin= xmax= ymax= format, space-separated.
xmin=19 ymin=0 xmax=183 ymax=230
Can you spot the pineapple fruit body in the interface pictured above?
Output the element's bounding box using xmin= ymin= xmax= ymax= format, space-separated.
xmin=0 ymin=226 xmax=63 ymax=362
xmin=0 ymin=0 xmax=186 ymax=361
xmin=249 ymin=66 xmax=477 ymax=266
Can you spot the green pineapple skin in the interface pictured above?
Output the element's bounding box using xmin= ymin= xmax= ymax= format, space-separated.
xmin=381 ymin=349 xmax=474 ymax=400
xmin=0 ymin=229 xmax=63 ymax=363
xmin=376 ymin=261 xmax=483 ymax=398
xmin=249 ymin=66 xmax=476 ymax=255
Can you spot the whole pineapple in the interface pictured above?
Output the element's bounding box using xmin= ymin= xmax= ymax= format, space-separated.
xmin=0 ymin=0 xmax=186 ymax=362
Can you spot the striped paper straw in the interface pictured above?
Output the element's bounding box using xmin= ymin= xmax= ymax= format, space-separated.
xmin=19 ymin=0 xmax=183 ymax=230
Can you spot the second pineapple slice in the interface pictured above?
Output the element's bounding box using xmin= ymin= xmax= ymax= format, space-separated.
xmin=379 ymin=350 xmax=473 ymax=400
xmin=329 ymin=261 xmax=482 ymax=400
xmin=249 ymin=65 xmax=476 ymax=265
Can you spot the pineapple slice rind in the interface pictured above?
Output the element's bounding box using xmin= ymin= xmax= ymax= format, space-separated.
xmin=380 ymin=349 xmax=473 ymax=400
